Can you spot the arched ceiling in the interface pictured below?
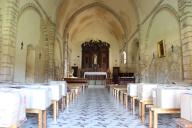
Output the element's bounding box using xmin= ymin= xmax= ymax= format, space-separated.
xmin=68 ymin=6 xmax=124 ymax=44
xmin=53 ymin=0 xmax=161 ymax=46
xmin=56 ymin=0 xmax=139 ymax=43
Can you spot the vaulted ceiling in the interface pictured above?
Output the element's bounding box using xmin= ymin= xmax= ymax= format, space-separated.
xmin=42 ymin=0 xmax=160 ymax=45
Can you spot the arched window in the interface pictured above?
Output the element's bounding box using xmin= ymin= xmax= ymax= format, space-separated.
xmin=123 ymin=51 xmax=127 ymax=64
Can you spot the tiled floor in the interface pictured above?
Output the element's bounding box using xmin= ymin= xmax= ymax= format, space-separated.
xmin=22 ymin=87 xmax=179 ymax=128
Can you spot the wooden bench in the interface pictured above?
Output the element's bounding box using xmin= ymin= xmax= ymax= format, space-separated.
xmin=176 ymin=118 xmax=192 ymax=128
xmin=149 ymin=107 xmax=180 ymax=128
xmin=26 ymin=109 xmax=47 ymax=128
xmin=113 ymin=86 xmax=127 ymax=100
xmin=139 ymin=99 xmax=153 ymax=122
xmin=119 ymin=89 xmax=127 ymax=104
xmin=130 ymin=96 xmax=138 ymax=113
xmin=123 ymin=92 xmax=128 ymax=109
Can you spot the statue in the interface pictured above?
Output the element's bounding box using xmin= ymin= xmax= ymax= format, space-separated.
xmin=93 ymin=54 xmax=97 ymax=64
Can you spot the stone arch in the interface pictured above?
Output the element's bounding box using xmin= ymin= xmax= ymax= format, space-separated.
xmin=144 ymin=4 xmax=182 ymax=83
xmin=18 ymin=3 xmax=45 ymax=22
xmin=14 ymin=5 xmax=42 ymax=83
xmin=63 ymin=2 xmax=128 ymax=40
xmin=146 ymin=4 xmax=180 ymax=40
xmin=55 ymin=35 xmax=63 ymax=62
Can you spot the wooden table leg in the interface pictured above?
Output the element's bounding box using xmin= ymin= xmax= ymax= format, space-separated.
xmin=133 ymin=97 xmax=135 ymax=113
xmin=141 ymin=102 xmax=145 ymax=123
xmin=113 ymin=89 xmax=115 ymax=97
xmin=117 ymin=90 xmax=119 ymax=100
xmin=114 ymin=89 xmax=116 ymax=98
xmin=125 ymin=94 xmax=128 ymax=109
xmin=43 ymin=110 xmax=47 ymax=128
xmin=61 ymin=97 xmax=64 ymax=111
xmin=139 ymin=101 xmax=141 ymax=117
xmin=153 ymin=110 xmax=158 ymax=128
xmin=38 ymin=110 xmax=43 ymax=128
xmin=149 ymin=109 xmax=153 ymax=128
xmin=120 ymin=92 xmax=123 ymax=103
xmin=53 ymin=101 xmax=57 ymax=122
xmin=56 ymin=101 xmax=59 ymax=117
xmin=67 ymin=93 xmax=69 ymax=106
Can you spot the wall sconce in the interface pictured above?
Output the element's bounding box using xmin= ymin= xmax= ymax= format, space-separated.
xmin=21 ymin=42 xmax=23 ymax=50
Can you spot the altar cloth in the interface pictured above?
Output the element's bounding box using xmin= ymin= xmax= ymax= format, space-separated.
xmin=84 ymin=72 xmax=107 ymax=78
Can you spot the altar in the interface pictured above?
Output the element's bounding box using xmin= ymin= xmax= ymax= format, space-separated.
xmin=84 ymin=72 xmax=107 ymax=87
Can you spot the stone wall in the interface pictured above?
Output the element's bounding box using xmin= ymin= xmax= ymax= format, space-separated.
xmin=127 ymin=0 xmax=184 ymax=83
xmin=179 ymin=0 xmax=192 ymax=83
xmin=0 ymin=0 xmax=18 ymax=82
xmin=0 ymin=0 xmax=55 ymax=83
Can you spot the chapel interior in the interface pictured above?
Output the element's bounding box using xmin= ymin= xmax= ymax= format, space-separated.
xmin=0 ymin=0 xmax=192 ymax=128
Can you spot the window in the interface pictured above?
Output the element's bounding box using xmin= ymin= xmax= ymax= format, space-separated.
xmin=123 ymin=51 xmax=127 ymax=64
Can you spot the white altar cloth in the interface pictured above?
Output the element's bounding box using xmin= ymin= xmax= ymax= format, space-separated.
xmin=20 ymin=88 xmax=51 ymax=110
xmin=153 ymin=87 xmax=191 ymax=109
xmin=127 ymin=83 xmax=139 ymax=97
xmin=180 ymin=93 xmax=192 ymax=121
xmin=1 ymin=85 xmax=52 ymax=110
xmin=0 ymin=88 xmax=26 ymax=127
xmin=49 ymin=81 xmax=67 ymax=96
xmin=84 ymin=72 xmax=107 ymax=78
xmin=137 ymin=83 xmax=158 ymax=101
xmin=29 ymin=83 xmax=62 ymax=101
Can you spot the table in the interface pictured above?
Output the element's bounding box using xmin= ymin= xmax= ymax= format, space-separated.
xmin=84 ymin=72 xmax=107 ymax=85
xmin=84 ymin=72 xmax=107 ymax=78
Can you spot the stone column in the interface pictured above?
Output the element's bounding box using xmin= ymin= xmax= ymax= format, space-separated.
xmin=0 ymin=0 xmax=18 ymax=82
xmin=64 ymin=40 xmax=68 ymax=77
xmin=138 ymin=24 xmax=149 ymax=82
xmin=47 ymin=22 xmax=55 ymax=80
xmin=179 ymin=0 xmax=192 ymax=82
xmin=40 ymin=20 xmax=55 ymax=81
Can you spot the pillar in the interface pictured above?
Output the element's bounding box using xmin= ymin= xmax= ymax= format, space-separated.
xmin=40 ymin=20 xmax=55 ymax=81
xmin=0 ymin=0 xmax=18 ymax=82
xmin=179 ymin=0 xmax=192 ymax=82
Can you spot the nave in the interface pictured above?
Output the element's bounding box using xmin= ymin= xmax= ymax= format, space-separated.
xmin=22 ymin=87 xmax=177 ymax=128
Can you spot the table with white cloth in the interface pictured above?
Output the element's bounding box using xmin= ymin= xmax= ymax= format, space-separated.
xmin=84 ymin=72 xmax=107 ymax=85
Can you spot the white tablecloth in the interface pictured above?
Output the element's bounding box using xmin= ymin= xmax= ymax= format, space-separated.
xmin=84 ymin=72 xmax=107 ymax=78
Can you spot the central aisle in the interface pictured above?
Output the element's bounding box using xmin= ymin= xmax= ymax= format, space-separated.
xmin=49 ymin=88 xmax=147 ymax=128
xmin=22 ymin=87 xmax=178 ymax=128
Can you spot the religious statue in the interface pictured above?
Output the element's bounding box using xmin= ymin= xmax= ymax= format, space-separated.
xmin=93 ymin=54 xmax=97 ymax=64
